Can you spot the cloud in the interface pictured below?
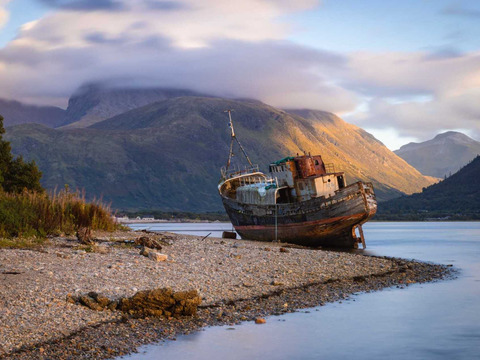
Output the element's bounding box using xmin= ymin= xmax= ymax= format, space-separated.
xmin=2 ymin=0 xmax=356 ymax=112
xmin=345 ymin=51 xmax=480 ymax=98
xmin=349 ymin=88 xmax=480 ymax=141
xmin=144 ymin=1 xmax=187 ymax=11
xmin=0 ymin=33 xmax=356 ymax=112
xmin=441 ymin=4 xmax=480 ymax=19
xmin=38 ymin=0 xmax=124 ymax=11
xmin=1 ymin=0 xmax=479 ymax=145
xmin=0 ymin=0 xmax=11 ymax=29
xmin=343 ymin=50 xmax=480 ymax=141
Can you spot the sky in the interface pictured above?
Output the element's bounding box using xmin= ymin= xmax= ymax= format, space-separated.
xmin=0 ymin=0 xmax=479 ymax=150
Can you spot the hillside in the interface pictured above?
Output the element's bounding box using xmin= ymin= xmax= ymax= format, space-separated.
xmin=0 ymin=98 xmax=65 ymax=128
xmin=395 ymin=131 xmax=480 ymax=178
xmin=61 ymin=83 xmax=206 ymax=128
xmin=377 ymin=156 xmax=480 ymax=220
xmin=5 ymin=97 xmax=436 ymax=212
xmin=284 ymin=109 xmax=436 ymax=198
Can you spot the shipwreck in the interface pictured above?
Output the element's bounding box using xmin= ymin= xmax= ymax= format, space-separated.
xmin=218 ymin=110 xmax=377 ymax=249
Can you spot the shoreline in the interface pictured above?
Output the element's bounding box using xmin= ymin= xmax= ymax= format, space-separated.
xmin=0 ymin=231 xmax=453 ymax=359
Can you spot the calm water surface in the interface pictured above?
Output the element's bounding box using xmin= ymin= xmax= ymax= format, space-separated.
xmin=123 ymin=222 xmax=480 ymax=360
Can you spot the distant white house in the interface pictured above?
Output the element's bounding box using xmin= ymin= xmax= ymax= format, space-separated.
xmin=142 ymin=215 xmax=155 ymax=221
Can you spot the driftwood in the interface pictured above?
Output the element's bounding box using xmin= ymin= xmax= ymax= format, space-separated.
xmin=76 ymin=227 xmax=94 ymax=245
xmin=135 ymin=236 xmax=164 ymax=250
xmin=134 ymin=233 xmax=174 ymax=249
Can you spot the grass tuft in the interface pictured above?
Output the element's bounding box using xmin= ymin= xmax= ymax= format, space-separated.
xmin=0 ymin=188 xmax=117 ymax=246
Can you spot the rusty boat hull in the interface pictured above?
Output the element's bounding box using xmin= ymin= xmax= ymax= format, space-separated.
xmin=221 ymin=181 xmax=377 ymax=249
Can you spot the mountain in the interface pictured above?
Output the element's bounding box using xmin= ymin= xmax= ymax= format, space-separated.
xmin=5 ymin=97 xmax=436 ymax=212
xmin=377 ymin=156 xmax=480 ymax=220
xmin=61 ymin=83 xmax=206 ymax=128
xmin=395 ymin=131 xmax=480 ymax=178
xmin=0 ymin=98 xmax=65 ymax=128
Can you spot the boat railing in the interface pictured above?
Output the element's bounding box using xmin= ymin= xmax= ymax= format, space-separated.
xmin=238 ymin=175 xmax=277 ymax=187
xmin=221 ymin=164 xmax=260 ymax=179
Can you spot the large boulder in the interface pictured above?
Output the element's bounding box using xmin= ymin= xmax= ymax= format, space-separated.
xmin=71 ymin=287 xmax=202 ymax=317
xmin=118 ymin=288 xmax=201 ymax=316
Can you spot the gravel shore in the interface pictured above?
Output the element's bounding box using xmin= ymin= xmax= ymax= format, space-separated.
xmin=0 ymin=231 xmax=453 ymax=359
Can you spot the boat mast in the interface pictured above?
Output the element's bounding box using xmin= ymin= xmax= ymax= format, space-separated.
xmin=225 ymin=109 xmax=253 ymax=171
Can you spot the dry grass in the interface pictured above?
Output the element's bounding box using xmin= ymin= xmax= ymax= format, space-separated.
xmin=0 ymin=188 xmax=117 ymax=241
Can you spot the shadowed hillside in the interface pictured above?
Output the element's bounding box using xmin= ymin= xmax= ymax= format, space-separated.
xmin=0 ymin=99 xmax=65 ymax=128
xmin=6 ymin=97 xmax=436 ymax=212
xmin=377 ymin=156 xmax=480 ymax=220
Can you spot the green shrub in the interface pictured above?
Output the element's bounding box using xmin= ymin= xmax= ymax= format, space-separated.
xmin=0 ymin=115 xmax=43 ymax=193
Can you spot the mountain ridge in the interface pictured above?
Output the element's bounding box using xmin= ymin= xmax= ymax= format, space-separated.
xmin=61 ymin=83 xmax=210 ymax=128
xmin=5 ymin=96 xmax=436 ymax=211
xmin=395 ymin=131 xmax=480 ymax=178
xmin=0 ymin=98 xmax=65 ymax=128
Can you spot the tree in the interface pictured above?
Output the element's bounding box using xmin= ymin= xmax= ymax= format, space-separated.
xmin=0 ymin=115 xmax=43 ymax=193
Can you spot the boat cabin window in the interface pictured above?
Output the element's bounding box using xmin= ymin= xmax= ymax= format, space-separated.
xmin=270 ymin=164 xmax=288 ymax=173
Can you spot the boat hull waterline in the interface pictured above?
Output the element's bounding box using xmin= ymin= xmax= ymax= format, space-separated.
xmin=220 ymin=181 xmax=376 ymax=249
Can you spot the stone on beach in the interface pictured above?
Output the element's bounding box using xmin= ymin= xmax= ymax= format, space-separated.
xmin=148 ymin=251 xmax=168 ymax=262
xmin=139 ymin=246 xmax=168 ymax=261
xmin=118 ymin=288 xmax=201 ymax=316
xmin=71 ymin=287 xmax=202 ymax=317
xmin=135 ymin=236 xmax=164 ymax=250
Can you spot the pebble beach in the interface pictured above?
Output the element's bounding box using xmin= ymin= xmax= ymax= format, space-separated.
xmin=0 ymin=230 xmax=452 ymax=359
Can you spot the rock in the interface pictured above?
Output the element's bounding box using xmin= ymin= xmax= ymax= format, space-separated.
xmin=87 ymin=291 xmax=99 ymax=299
xmin=148 ymin=251 xmax=168 ymax=262
xmin=96 ymin=295 xmax=111 ymax=308
xmin=255 ymin=318 xmax=266 ymax=324
xmin=107 ymin=301 xmax=118 ymax=311
xmin=139 ymin=246 xmax=150 ymax=257
xmin=118 ymin=287 xmax=201 ymax=317
xmin=140 ymin=247 xmax=167 ymax=261
xmin=94 ymin=245 xmax=109 ymax=254
xmin=279 ymin=247 xmax=289 ymax=253
xmin=65 ymin=294 xmax=77 ymax=304
xmin=79 ymin=295 xmax=104 ymax=311
xmin=135 ymin=236 xmax=163 ymax=250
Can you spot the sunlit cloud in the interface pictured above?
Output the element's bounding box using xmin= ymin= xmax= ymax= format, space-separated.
xmin=0 ymin=0 xmax=479 ymax=148
xmin=343 ymin=50 xmax=480 ymax=142
xmin=0 ymin=0 xmax=11 ymax=29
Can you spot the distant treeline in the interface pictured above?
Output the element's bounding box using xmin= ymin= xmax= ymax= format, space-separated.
xmin=118 ymin=210 xmax=229 ymax=221
xmin=374 ymin=211 xmax=480 ymax=221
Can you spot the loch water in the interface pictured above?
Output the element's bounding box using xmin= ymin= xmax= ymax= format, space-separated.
xmin=124 ymin=222 xmax=480 ymax=360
